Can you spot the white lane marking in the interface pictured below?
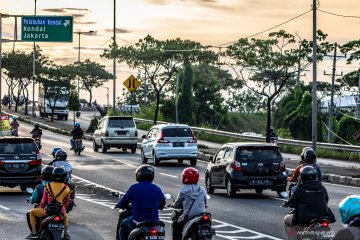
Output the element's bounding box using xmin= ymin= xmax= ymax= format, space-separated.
xmin=0 ymin=204 xmax=11 ymax=211
xmin=324 ymin=182 xmax=360 ymax=189
xmin=112 ymin=159 xmax=137 ymax=168
xmin=72 ymin=175 xmax=124 ymax=194
xmin=160 ymin=173 xmax=178 ymax=179
xmin=76 ymin=196 xmax=113 ymax=208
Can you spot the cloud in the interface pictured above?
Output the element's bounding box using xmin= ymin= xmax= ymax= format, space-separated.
xmin=105 ymin=28 xmax=131 ymax=34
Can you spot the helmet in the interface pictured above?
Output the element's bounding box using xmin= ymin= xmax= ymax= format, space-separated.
xmin=135 ymin=165 xmax=155 ymax=182
xmin=51 ymin=147 xmax=62 ymax=158
xmin=303 ymin=148 xmax=316 ymax=164
xmin=52 ymin=167 xmax=67 ymax=182
xmin=300 ymin=165 xmax=318 ymax=182
xmin=35 ymin=122 xmax=40 ymax=128
xmin=300 ymin=147 xmax=312 ymax=162
xmin=339 ymin=195 xmax=360 ymax=224
xmin=55 ymin=149 xmax=67 ymax=161
xmin=41 ymin=166 xmax=54 ymax=181
xmin=75 ymin=122 xmax=80 ymax=128
xmin=12 ymin=116 xmax=17 ymax=120
xmin=181 ymin=167 xmax=199 ymax=184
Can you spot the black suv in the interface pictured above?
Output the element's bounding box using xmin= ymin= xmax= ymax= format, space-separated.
xmin=0 ymin=137 xmax=42 ymax=191
xmin=205 ymin=142 xmax=287 ymax=198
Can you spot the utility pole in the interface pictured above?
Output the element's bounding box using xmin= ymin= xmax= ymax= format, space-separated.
xmin=32 ymin=0 xmax=37 ymax=117
xmin=175 ymin=74 xmax=179 ymax=123
xmin=112 ymin=0 xmax=117 ymax=115
xmin=311 ymin=0 xmax=318 ymax=151
xmin=357 ymin=70 xmax=360 ymax=119
xmin=324 ymin=42 xmax=345 ymax=143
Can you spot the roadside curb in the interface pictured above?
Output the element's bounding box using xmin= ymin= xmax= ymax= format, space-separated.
xmin=197 ymin=152 xmax=360 ymax=188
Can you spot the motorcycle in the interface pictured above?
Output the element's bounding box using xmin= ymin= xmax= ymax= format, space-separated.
xmin=74 ymin=138 xmax=84 ymax=155
xmin=270 ymin=137 xmax=277 ymax=146
xmin=33 ymin=136 xmax=42 ymax=150
xmin=170 ymin=195 xmax=216 ymax=240
xmin=112 ymin=192 xmax=169 ymax=240
xmin=11 ymin=128 xmax=18 ymax=136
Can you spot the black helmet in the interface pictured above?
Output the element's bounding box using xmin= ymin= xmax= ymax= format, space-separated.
xmin=300 ymin=147 xmax=312 ymax=162
xmin=41 ymin=166 xmax=54 ymax=181
xmin=55 ymin=150 xmax=67 ymax=161
xmin=35 ymin=123 xmax=40 ymax=128
xmin=303 ymin=148 xmax=316 ymax=164
xmin=52 ymin=167 xmax=67 ymax=182
xmin=300 ymin=165 xmax=318 ymax=182
xmin=135 ymin=165 xmax=155 ymax=182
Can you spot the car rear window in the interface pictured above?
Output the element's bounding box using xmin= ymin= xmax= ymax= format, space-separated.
xmin=0 ymin=141 xmax=37 ymax=154
xmin=108 ymin=119 xmax=135 ymax=128
xmin=235 ymin=147 xmax=281 ymax=161
xmin=162 ymin=127 xmax=193 ymax=137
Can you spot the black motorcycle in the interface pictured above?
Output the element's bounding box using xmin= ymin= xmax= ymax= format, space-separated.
xmin=112 ymin=192 xmax=167 ymax=240
xmin=74 ymin=138 xmax=84 ymax=155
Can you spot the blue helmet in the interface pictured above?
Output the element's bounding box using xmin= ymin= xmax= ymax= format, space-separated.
xmin=51 ymin=147 xmax=62 ymax=158
xmin=12 ymin=116 xmax=17 ymax=120
xmin=75 ymin=122 xmax=80 ymax=128
xmin=339 ymin=195 xmax=360 ymax=224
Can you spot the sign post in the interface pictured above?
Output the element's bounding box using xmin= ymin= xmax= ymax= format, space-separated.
xmin=21 ymin=16 xmax=73 ymax=42
xmin=123 ymin=75 xmax=141 ymax=116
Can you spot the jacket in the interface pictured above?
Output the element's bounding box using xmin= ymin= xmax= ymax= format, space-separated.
xmin=71 ymin=128 xmax=84 ymax=139
xmin=29 ymin=181 xmax=49 ymax=204
xmin=31 ymin=128 xmax=42 ymax=137
xmin=285 ymin=180 xmax=331 ymax=226
xmin=115 ymin=180 xmax=165 ymax=222
xmin=173 ymin=184 xmax=207 ymax=219
xmin=41 ymin=182 xmax=71 ymax=216
xmin=288 ymin=164 xmax=303 ymax=182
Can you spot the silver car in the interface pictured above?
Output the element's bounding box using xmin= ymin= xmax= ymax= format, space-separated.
xmin=93 ymin=116 xmax=138 ymax=153
xmin=141 ymin=124 xmax=198 ymax=166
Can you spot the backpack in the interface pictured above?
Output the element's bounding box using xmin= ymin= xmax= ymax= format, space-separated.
xmin=45 ymin=183 xmax=67 ymax=215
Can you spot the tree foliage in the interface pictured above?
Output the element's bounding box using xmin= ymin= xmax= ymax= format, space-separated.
xmin=335 ymin=115 xmax=360 ymax=144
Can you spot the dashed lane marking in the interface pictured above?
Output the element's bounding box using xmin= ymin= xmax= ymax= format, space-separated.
xmin=160 ymin=173 xmax=178 ymax=179
xmin=0 ymin=204 xmax=11 ymax=211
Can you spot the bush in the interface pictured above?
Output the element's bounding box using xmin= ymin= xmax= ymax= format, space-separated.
xmin=86 ymin=115 xmax=100 ymax=133
xmin=277 ymin=128 xmax=292 ymax=139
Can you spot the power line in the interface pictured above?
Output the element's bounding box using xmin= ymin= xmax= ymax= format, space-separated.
xmin=212 ymin=9 xmax=312 ymax=48
xmin=318 ymin=9 xmax=360 ymax=19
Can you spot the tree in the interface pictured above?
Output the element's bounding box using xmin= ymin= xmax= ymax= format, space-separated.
xmin=102 ymin=35 xmax=217 ymax=124
xmin=68 ymin=85 xmax=81 ymax=126
xmin=178 ymin=58 xmax=195 ymax=124
xmin=335 ymin=115 xmax=360 ymax=144
xmin=225 ymin=30 xmax=331 ymax=142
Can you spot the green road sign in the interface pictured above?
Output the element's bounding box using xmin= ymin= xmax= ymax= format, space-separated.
xmin=21 ymin=16 xmax=73 ymax=42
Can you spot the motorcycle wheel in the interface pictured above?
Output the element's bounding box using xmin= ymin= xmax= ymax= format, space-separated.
xmin=39 ymin=229 xmax=50 ymax=240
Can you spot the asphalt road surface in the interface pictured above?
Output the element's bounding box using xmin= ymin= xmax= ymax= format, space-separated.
xmin=1 ymin=118 xmax=359 ymax=240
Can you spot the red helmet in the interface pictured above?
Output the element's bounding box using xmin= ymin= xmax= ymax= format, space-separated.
xmin=181 ymin=167 xmax=199 ymax=184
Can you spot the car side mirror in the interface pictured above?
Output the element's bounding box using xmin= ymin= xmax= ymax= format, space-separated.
xmin=208 ymin=156 xmax=214 ymax=162
xmin=142 ymin=135 xmax=147 ymax=139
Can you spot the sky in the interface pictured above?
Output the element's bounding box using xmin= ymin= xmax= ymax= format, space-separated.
xmin=1 ymin=0 xmax=360 ymax=105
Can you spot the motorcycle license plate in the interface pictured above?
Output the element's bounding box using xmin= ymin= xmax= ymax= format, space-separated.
xmin=48 ymin=223 xmax=64 ymax=231
xmin=198 ymin=229 xmax=216 ymax=236
xmin=144 ymin=236 xmax=164 ymax=240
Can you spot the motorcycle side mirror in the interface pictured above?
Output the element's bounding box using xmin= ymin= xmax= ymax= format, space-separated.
xmin=142 ymin=135 xmax=147 ymax=139
xmin=110 ymin=191 xmax=120 ymax=198
xmin=206 ymin=195 xmax=211 ymax=200
xmin=208 ymin=156 xmax=214 ymax=162
xmin=164 ymin=193 xmax=172 ymax=200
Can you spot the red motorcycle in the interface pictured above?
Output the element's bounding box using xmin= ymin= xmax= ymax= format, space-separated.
xmin=33 ymin=135 xmax=42 ymax=150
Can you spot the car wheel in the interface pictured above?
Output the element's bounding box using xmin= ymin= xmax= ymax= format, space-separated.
xmin=131 ymin=147 xmax=136 ymax=154
xmin=101 ymin=141 xmax=107 ymax=153
xmin=205 ymin=174 xmax=214 ymax=194
xmin=177 ymin=159 xmax=183 ymax=163
xmin=141 ymin=149 xmax=148 ymax=164
xmin=122 ymin=147 xmax=127 ymax=152
xmin=190 ymin=158 xmax=197 ymax=166
xmin=226 ymin=177 xmax=236 ymax=198
xmin=20 ymin=185 xmax=27 ymax=192
xmin=93 ymin=140 xmax=99 ymax=152
xmin=255 ymin=188 xmax=263 ymax=194
xmin=153 ymin=152 xmax=160 ymax=166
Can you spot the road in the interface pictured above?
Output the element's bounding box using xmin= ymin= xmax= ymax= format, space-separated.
xmin=1 ymin=121 xmax=360 ymax=240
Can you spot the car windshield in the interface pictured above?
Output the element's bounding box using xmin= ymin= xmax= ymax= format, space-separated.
xmin=108 ymin=119 xmax=135 ymax=128
xmin=235 ymin=147 xmax=281 ymax=161
xmin=0 ymin=142 xmax=37 ymax=154
xmin=163 ymin=127 xmax=193 ymax=137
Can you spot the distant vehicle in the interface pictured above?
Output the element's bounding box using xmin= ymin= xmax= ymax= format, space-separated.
xmin=241 ymin=132 xmax=263 ymax=137
xmin=0 ymin=137 xmax=42 ymax=191
xmin=93 ymin=116 xmax=138 ymax=153
xmin=141 ymin=124 xmax=198 ymax=166
xmin=38 ymin=82 xmax=69 ymax=120
xmin=205 ymin=142 xmax=287 ymax=198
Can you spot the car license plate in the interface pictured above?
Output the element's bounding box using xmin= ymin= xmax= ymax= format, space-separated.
xmin=7 ymin=163 xmax=27 ymax=170
xmin=116 ymin=131 xmax=127 ymax=136
xmin=173 ymin=142 xmax=184 ymax=147
xmin=250 ymin=179 xmax=272 ymax=185
xmin=144 ymin=236 xmax=164 ymax=240
xmin=198 ymin=229 xmax=216 ymax=236
xmin=48 ymin=223 xmax=64 ymax=231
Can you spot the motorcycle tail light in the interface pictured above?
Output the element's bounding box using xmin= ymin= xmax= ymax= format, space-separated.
xmin=53 ymin=216 xmax=61 ymax=222
xmin=202 ymin=215 xmax=210 ymax=221
xmin=320 ymin=221 xmax=329 ymax=227
xmin=150 ymin=228 xmax=158 ymax=236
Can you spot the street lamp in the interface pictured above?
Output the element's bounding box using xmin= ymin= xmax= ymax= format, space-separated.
xmin=74 ymin=30 xmax=95 ymax=98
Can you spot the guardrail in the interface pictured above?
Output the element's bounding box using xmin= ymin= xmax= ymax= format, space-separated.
xmin=133 ymin=118 xmax=360 ymax=152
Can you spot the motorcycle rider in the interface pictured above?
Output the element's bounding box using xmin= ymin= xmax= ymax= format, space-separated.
xmin=70 ymin=122 xmax=84 ymax=150
xmin=28 ymin=166 xmax=54 ymax=205
xmin=283 ymin=166 xmax=335 ymax=240
xmin=170 ymin=167 xmax=207 ymax=240
xmin=10 ymin=116 xmax=19 ymax=136
xmin=51 ymin=147 xmax=62 ymax=158
xmin=334 ymin=195 xmax=360 ymax=240
xmin=287 ymin=147 xmax=311 ymax=196
xmin=302 ymin=148 xmax=322 ymax=181
xmin=27 ymin=167 xmax=71 ymax=239
xmin=30 ymin=122 xmax=42 ymax=139
xmin=114 ymin=165 xmax=166 ymax=240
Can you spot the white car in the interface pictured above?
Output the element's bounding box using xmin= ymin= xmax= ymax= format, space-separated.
xmin=140 ymin=124 xmax=198 ymax=166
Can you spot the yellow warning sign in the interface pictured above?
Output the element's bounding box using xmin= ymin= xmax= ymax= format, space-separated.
xmin=123 ymin=75 xmax=141 ymax=92
xmin=0 ymin=114 xmax=11 ymax=131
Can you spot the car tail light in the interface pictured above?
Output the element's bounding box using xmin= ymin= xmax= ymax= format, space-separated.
xmin=135 ymin=130 xmax=138 ymax=137
xmin=157 ymin=131 xmax=169 ymax=143
xmin=150 ymin=228 xmax=158 ymax=236
xmin=0 ymin=160 xmax=4 ymax=166
xmin=53 ymin=215 xmax=61 ymax=222
xmin=320 ymin=221 xmax=329 ymax=227
xmin=279 ymin=160 xmax=286 ymax=171
xmin=233 ymin=161 xmax=242 ymax=172
xmin=187 ymin=132 xmax=197 ymax=143
xmin=105 ymin=131 xmax=109 ymax=137
xmin=29 ymin=160 xmax=42 ymax=165
xmin=201 ymin=215 xmax=210 ymax=221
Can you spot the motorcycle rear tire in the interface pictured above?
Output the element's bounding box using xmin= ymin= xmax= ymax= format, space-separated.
xmin=39 ymin=229 xmax=50 ymax=240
